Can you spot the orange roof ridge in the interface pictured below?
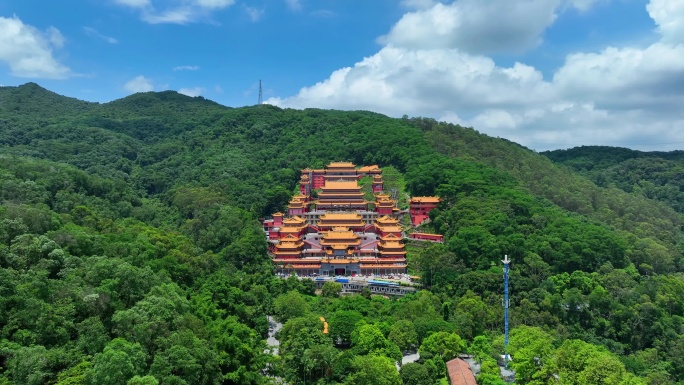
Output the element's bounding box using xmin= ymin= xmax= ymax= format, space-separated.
xmin=410 ymin=196 xmax=440 ymax=203
xmin=327 ymin=161 xmax=356 ymax=167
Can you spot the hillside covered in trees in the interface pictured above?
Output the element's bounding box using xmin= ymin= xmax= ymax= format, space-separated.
xmin=1 ymin=83 xmax=683 ymax=384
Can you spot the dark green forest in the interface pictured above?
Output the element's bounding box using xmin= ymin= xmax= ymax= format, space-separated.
xmin=0 ymin=83 xmax=683 ymax=384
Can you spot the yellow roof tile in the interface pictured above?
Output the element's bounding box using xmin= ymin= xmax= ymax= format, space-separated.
xmin=357 ymin=165 xmax=381 ymax=172
xmin=283 ymin=216 xmax=306 ymax=223
xmin=322 ymin=181 xmax=360 ymax=189
xmin=376 ymin=225 xmax=403 ymax=232
xmin=410 ymin=196 xmax=440 ymax=203
xmin=327 ymin=162 xmax=356 ymax=168
xmin=376 ymin=216 xmax=399 ymax=224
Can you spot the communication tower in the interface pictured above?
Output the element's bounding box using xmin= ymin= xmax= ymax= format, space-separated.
xmin=258 ymin=80 xmax=263 ymax=105
xmin=503 ymin=254 xmax=511 ymax=368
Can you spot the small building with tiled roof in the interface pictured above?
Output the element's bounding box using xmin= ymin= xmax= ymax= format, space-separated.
xmin=288 ymin=194 xmax=309 ymax=216
xmin=374 ymin=194 xmax=394 ymax=215
xmin=446 ymin=359 xmax=477 ymax=385
xmin=410 ymin=196 xmax=440 ymax=226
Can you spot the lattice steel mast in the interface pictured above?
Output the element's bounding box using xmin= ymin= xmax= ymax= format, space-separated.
xmin=503 ymin=254 xmax=511 ymax=369
xmin=258 ymin=80 xmax=263 ymax=105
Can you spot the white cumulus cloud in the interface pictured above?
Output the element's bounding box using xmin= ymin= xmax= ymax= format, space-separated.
xmin=380 ymin=0 xmax=560 ymax=54
xmin=268 ymin=47 xmax=552 ymax=117
xmin=124 ymin=75 xmax=154 ymax=93
xmin=0 ymin=16 xmax=71 ymax=79
xmin=178 ymin=87 xmax=205 ymax=97
xmin=647 ymin=0 xmax=684 ymax=43
xmin=269 ymin=0 xmax=684 ymax=151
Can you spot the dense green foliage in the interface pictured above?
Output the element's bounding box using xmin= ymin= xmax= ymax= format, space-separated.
xmin=1 ymin=83 xmax=683 ymax=383
xmin=544 ymin=146 xmax=684 ymax=214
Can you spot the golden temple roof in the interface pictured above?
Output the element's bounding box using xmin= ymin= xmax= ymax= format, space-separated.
xmin=410 ymin=196 xmax=440 ymax=203
xmin=357 ymin=165 xmax=381 ymax=172
xmin=322 ymin=181 xmax=360 ymax=189
xmin=379 ymin=251 xmax=407 ymax=256
xmin=376 ymin=225 xmax=403 ymax=233
xmin=376 ymin=215 xmax=399 ymax=224
xmin=318 ymin=192 xmax=364 ymax=196
xmin=323 ymin=232 xmax=360 ymax=240
xmin=283 ymin=216 xmax=306 ymax=224
xmin=327 ymin=162 xmax=356 ymax=168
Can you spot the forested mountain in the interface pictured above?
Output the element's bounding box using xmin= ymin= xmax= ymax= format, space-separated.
xmin=0 ymin=83 xmax=683 ymax=384
xmin=543 ymin=146 xmax=684 ymax=214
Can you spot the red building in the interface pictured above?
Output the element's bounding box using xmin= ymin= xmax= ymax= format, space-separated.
xmin=288 ymin=194 xmax=308 ymax=216
xmin=409 ymin=196 xmax=440 ymax=226
xmin=409 ymin=233 xmax=444 ymax=243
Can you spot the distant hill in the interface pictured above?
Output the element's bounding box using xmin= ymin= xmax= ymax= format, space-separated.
xmin=543 ymin=146 xmax=684 ymax=213
xmin=0 ymin=82 xmax=97 ymax=120
xmin=84 ymin=91 xmax=230 ymax=142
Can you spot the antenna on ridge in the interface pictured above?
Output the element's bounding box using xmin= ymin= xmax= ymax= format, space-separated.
xmin=258 ymin=80 xmax=263 ymax=105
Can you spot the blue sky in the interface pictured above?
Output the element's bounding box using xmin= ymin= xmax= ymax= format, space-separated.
xmin=1 ymin=0 xmax=683 ymax=151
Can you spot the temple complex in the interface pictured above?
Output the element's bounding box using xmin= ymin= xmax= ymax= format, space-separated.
xmin=264 ymin=162 xmax=441 ymax=276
